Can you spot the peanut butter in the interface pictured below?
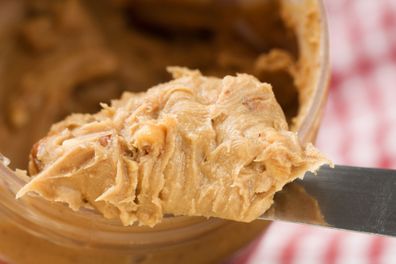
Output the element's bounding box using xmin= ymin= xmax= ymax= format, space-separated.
xmin=17 ymin=68 xmax=328 ymax=226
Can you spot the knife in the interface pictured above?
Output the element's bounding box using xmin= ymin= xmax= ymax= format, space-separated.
xmin=260 ymin=165 xmax=396 ymax=237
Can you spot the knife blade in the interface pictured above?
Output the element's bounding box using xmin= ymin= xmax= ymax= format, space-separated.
xmin=260 ymin=165 xmax=396 ymax=237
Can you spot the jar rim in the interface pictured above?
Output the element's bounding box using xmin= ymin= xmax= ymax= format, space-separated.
xmin=297 ymin=0 xmax=330 ymax=143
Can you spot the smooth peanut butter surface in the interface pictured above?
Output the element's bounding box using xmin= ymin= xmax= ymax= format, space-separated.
xmin=17 ymin=68 xmax=328 ymax=227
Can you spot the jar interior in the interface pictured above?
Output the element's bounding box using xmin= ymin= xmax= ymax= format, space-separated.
xmin=0 ymin=0 xmax=300 ymax=169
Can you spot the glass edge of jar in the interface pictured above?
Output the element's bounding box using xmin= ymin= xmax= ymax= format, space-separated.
xmin=297 ymin=0 xmax=330 ymax=144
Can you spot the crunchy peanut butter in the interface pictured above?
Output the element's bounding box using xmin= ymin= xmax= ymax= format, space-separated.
xmin=17 ymin=68 xmax=328 ymax=226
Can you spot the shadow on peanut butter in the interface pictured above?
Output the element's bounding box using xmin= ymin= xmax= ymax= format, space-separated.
xmin=265 ymin=182 xmax=327 ymax=226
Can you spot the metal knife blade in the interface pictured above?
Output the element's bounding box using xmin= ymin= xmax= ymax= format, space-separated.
xmin=260 ymin=165 xmax=396 ymax=237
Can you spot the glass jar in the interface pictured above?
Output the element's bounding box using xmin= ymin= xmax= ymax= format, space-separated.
xmin=0 ymin=0 xmax=329 ymax=263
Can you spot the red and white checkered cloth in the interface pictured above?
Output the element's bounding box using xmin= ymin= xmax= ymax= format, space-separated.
xmin=231 ymin=0 xmax=396 ymax=263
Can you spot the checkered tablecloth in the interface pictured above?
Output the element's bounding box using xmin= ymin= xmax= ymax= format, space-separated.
xmin=231 ymin=0 xmax=396 ymax=263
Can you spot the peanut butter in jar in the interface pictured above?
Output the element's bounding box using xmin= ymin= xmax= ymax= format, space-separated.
xmin=0 ymin=0 xmax=329 ymax=263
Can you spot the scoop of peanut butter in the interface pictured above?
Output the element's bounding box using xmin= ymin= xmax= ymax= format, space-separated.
xmin=16 ymin=67 xmax=328 ymax=227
